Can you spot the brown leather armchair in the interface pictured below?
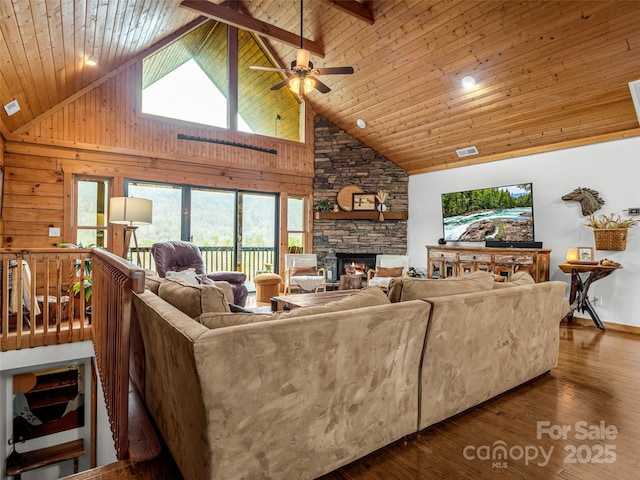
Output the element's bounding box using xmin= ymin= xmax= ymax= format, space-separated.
xmin=151 ymin=240 xmax=248 ymax=307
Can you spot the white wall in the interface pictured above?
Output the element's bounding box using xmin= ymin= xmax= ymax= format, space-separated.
xmin=408 ymin=137 xmax=640 ymax=327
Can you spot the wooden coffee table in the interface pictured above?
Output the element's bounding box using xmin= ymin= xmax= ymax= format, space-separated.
xmin=271 ymin=290 xmax=358 ymax=312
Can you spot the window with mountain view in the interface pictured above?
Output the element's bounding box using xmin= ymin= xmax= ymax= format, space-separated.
xmin=141 ymin=20 xmax=302 ymax=141
xmin=125 ymin=180 xmax=278 ymax=279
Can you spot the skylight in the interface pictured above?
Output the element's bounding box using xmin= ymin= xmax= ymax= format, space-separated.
xmin=142 ymin=59 xmax=252 ymax=132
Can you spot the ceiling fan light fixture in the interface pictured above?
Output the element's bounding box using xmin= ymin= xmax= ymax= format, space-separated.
xmin=303 ymin=77 xmax=316 ymax=93
xmin=289 ymin=77 xmax=301 ymax=93
xmin=296 ymin=49 xmax=311 ymax=69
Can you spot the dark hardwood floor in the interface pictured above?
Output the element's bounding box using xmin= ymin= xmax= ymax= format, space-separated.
xmin=65 ymin=322 xmax=640 ymax=480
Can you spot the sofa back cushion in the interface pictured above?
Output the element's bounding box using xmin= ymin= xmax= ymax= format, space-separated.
xmin=388 ymin=271 xmax=494 ymax=302
xmin=158 ymin=276 xmax=230 ymax=318
xmin=492 ymin=271 xmax=536 ymax=289
xmin=197 ymin=286 xmax=390 ymax=329
xmin=282 ymin=286 xmax=390 ymax=318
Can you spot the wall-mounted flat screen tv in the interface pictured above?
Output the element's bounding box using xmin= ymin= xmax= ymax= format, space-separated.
xmin=441 ymin=183 xmax=534 ymax=242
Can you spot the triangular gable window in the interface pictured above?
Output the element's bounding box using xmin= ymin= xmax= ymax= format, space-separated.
xmin=142 ymin=59 xmax=252 ymax=132
xmin=141 ymin=20 xmax=301 ymax=141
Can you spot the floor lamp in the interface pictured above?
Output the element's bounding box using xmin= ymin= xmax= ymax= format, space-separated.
xmin=109 ymin=197 xmax=153 ymax=265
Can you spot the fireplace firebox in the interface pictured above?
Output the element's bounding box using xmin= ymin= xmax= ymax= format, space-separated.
xmin=336 ymin=253 xmax=377 ymax=281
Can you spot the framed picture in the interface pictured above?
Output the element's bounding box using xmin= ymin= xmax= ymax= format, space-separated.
xmin=352 ymin=193 xmax=376 ymax=211
xmin=577 ymin=246 xmax=595 ymax=263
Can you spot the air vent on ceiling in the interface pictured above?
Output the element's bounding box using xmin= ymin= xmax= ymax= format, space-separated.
xmin=3 ymin=99 xmax=20 ymax=116
xmin=456 ymin=146 xmax=479 ymax=158
xmin=629 ymin=80 xmax=640 ymax=125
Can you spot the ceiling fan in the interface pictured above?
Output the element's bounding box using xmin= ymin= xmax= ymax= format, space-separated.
xmin=249 ymin=0 xmax=354 ymax=95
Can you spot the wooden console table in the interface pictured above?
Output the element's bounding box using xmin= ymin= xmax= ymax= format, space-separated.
xmin=558 ymin=262 xmax=621 ymax=331
xmin=426 ymin=245 xmax=551 ymax=282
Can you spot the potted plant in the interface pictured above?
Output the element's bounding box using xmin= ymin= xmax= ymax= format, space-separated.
xmin=315 ymin=200 xmax=332 ymax=212
xmin=585 ymin=213 xmax=638 ymax=251
xmin=56 ymin=242 xmax=94 ymax=316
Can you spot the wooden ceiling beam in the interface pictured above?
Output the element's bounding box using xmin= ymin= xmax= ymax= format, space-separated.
xmin=323 ymin=0 xmax=375 ymax=25
xmin=180 ymin=0 xmax=325 ymax=57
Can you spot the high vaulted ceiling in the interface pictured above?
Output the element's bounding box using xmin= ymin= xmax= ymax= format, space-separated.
xmin=1 ymin=0 xmax=640 ymax=174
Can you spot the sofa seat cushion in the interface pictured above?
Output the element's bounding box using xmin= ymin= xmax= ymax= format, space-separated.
xmin=388 ymin=270 xmax=494 ymax=302
xmin=158 ymin=276 xmax=230 ymax=318
xmin=197 ymin=286 xmax=390 ymax=329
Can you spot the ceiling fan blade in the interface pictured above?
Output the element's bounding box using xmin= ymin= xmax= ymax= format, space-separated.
xmin=271 ymin=78 xmax=292 ymax=91
xmin=315 ymin=66 xmax=354 ymax=75
xmin=314 ymin=78 xmax=331 ymax=94
xmin=250 ymin=65 xmax=288 ymax=73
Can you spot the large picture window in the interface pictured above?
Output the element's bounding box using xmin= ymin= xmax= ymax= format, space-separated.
xmin=141 ymin=20 xmax=302 ymax=141
xmin=125 ymin=180 xmax=278 ymax=280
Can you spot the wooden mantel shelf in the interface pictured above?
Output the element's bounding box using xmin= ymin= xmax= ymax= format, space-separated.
xmin=314 ymin=211 xmax=408 ymax=220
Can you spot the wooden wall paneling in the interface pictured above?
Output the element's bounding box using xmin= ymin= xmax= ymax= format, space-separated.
xmin=3 ymin=153 xmax=63 ymax=247
xmin=63 ymin=170 xmax=73 ymax=245
xmin=0 ymin=134 xmax=4 ymax=247
xmin=2 ymin=140 xmax=312 ymax=252
xmin=13 ymin=62 xmax=315 ymax=178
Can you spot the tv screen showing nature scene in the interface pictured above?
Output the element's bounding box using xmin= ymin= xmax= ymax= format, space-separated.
xmin=442 ymin=183 xmax=534 ymax=242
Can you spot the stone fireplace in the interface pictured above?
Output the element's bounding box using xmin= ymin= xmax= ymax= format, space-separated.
xmin=313 ymin=115 xmax=409 ymax=264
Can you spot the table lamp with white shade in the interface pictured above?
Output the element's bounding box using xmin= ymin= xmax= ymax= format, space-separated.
xmin=109 ymin=197 xmax=152 ymax=265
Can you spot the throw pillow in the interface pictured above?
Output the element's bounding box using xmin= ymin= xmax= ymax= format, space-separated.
xmin=165 ymin=268 xmax=199 ymax=285
xmin=389 ymin=270 xmax=494 ymax=302
xmin=290 ymin=266 xmax=318 ymax=276
xmin=158 ymin=276 xmax=230 ymax=318
xmin=376 ymin=266 xmax=404 ymax=277
xmin=144 ymin=270 xmax=163 ymax=295
xmin=493 ymin=271 xmax=536 ymax=289
xmin=510 ymin=271 xmax=536 ymax=285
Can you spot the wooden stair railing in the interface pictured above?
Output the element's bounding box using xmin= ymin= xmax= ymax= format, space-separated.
xmin=90 ymin=249 xmax=150 ymax=461
xmin=1 ymin=248 xmax=92 ymax=352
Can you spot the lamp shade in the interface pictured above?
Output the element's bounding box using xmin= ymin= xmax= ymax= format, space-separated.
xmin=109 ymin=197 xmax=152 ymax=225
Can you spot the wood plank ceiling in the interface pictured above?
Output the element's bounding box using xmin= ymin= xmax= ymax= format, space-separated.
xmin=1 ymin=0 xmax=640 ymax=174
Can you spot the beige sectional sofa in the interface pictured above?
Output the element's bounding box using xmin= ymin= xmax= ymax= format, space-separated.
xmin=131 ymin=271 xmax=566 ymax=480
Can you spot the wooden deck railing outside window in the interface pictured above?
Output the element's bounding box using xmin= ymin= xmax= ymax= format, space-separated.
xmin=131 ymin=245 xmax=275 ymax=280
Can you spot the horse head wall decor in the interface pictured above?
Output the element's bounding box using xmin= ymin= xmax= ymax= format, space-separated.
xmin=561 ymin=187 xmax=605 ymax=216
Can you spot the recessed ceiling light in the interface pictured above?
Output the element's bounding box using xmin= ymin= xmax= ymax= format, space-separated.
xmin=86 ymin=56 xmax=98 ymax=66
xmin=356 ymin=118 xmax=367 ymax=128
xmin=3 ymin=99 xmax=20 ymax=116
xmin=461 ymin=76 xmax=476 ymax=89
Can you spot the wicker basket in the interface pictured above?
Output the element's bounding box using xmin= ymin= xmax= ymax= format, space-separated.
xmin=593 ymin=228 xmax=627 ymax=251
